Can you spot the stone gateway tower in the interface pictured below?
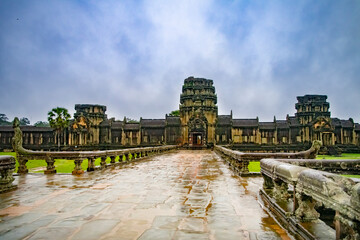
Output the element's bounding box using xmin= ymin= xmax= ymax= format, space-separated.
xmin=179 ymin=77 xmax=218 ymax=147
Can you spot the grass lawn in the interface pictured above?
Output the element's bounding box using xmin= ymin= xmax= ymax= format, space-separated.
xmin=247 ymin=153 xmax=360 ymax=175
xmin=316 ymin=153 xmax=360 ymax=160
xmin=0 ymin=152 xmax=131 ymax=173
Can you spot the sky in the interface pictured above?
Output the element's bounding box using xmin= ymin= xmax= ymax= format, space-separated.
xmin=0 ymin=0 xmax=359 ymax=124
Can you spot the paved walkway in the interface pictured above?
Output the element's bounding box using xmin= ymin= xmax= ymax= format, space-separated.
xmin=0 ymin=150 xmax=290 ymax=239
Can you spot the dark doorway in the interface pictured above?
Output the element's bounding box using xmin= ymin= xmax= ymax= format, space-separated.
xmin=192 ymin=133 xmax=202 ymax=145
xmin=190 ymin=133 xmax=204 ymax=146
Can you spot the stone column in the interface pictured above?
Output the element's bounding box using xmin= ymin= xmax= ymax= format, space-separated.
xmin=100 ymin=157 xmax=107 ymax=169
xmin=0 ymin=155 xmax=17 ymax=193
xmin=44 ymin=157 xmax=56 ymax=174
xmin=87 ymin=157 xmax=95 ymax=171
xmin=17 ymin=157 xmax=29 ymax=174
xmin=72 ymin=159 xmax=84 ymax=175
xmin=272 ymin=179 xmax=290 ymax=200
xmin=295 ymin=193 xmax=320 ymax=221
xmin=110 ymin=156 xmax=116 ymax=164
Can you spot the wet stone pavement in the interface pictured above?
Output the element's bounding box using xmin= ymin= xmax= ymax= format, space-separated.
xmin=0 ymin=150 xmax=291 ymax=240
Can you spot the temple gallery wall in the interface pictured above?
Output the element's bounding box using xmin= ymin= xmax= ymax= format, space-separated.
xmin=1 ymin=77 xmax=359 ymax=153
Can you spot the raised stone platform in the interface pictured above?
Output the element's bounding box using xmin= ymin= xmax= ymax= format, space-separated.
xmin=0 ymin=150 xmax=289 ymax=239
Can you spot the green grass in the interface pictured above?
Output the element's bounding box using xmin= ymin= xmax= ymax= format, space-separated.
xmin=247 ymin=153 xmax=360 ymax=174
xmin=248 ymin=162 xmax=261 ymax=172
xmin=0 ymin=152 xmax=131 ymax=173
xmin=316 ymin=153 xmax=360 ymax=160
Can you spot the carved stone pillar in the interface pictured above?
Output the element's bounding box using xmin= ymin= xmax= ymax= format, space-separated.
xmin=119 ymin=155 xmax=124 ymax=162
xmin=72 ymin=159 xmax=84 ymax=175
xmin=0 ymin=156 xmax=17 ymax=193
xmin=241 ymin=160 xmax=249 ymax=173
xmin=100 ymin=157 xmax=107 ymax=169
xmin=295 ymin=193 xmax=320 ymax=221
xmin=110 ymin=156 xmax=116 ymax=164
xmin=272 ymin=179 xmax=290 ymax=200
xmin=125 ymin=154 xmax=130 ymax=162
xmin=44 ymin=157 xmax=56 ymax=174
xmin=262 ymin=175 xmax=274 ymax=191
xmin=17 ymin=157 xmax=29 ymax=174
xmin=87 ymin=157 xmax=95 ymax=171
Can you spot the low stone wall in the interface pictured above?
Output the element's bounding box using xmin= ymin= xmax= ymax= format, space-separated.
xmin=214 ymin=141 xmax=321 ymax=174
xmin=11 ymin=118 xmax=178 ymax=175
xmin=0 ymin=155 xmax=17 ymax=193
xmin=260 ymin=158 xmax=360 ymax=239
xmin=15 ymin=145 xmax=178 ymax=175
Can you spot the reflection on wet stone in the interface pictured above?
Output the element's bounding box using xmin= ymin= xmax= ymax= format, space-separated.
xmin=0 ymin=150 xmax=289 ymax=239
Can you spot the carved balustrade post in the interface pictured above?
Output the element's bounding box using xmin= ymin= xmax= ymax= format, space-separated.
xmin=272 ymin=179 xmax=290 ymax=201
xmin=87 ymin=157 xmax=95 ymax=171
xmin=125 ymin=154 xmax=130 ymax=162
xmin=0 ymin=155 xmax=17 ymax=193
xmin=262 ymin=175 xmax=274 ymax=191
xmin=100 ymin=157 xmax=107 ymax=169
xmin=110 ymin=156 xmax=116 ymax=164
xmin=72 ymin=159 xmax=84 ymax=175
xmin=118 ymin=155 xmax=124 ymax=162
xmin=241 ymin=160 xmax=250 ymax=173
xmin=44 ymin=157 xmax=56 ymax=174
xmin=295 ymin=192 xmax=320 ymax=221
xmin=17 ymin=157 xmax=29 ymax=174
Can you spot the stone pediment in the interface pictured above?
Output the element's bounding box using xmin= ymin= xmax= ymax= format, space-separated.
xmin=72 ymin=115 xmax=89 ymax=131
xmin=312 ymin=116 xmax=333 ymax=132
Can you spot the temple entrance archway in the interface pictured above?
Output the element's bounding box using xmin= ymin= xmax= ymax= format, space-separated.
xmin=188 ymin=117 xmax=207 ymax=147
xmin=190 ymin=132 xmax=204 ymax=145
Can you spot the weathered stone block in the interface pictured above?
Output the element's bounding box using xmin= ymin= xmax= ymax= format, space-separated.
xmin=0 ymin=155 xmax=17 ymax=193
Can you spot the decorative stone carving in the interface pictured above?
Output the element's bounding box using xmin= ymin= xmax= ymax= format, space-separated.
xmin=0 ymin=155 xmax=17 ymax=193
xmin=295 ymin=193 xmax=320 ymax=221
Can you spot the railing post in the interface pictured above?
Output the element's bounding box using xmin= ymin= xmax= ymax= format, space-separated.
xmin=72 ymin=159 xmax=84 ymax=175
xmin=44 ymin=157 xmax=56 ymax=174
xmin=242 ymin=160 xmax=250 ymax=173
xmin=110 ymin=156 xmax=116 ymax=164
xmin=272 ymin=179 xmax=290 ymax=200
xmin=295 ymin=192 xmax=320 ymax=221
xmin=125 ymin=154 xmax=130 ymax=162
xmin=100 ymin=156 xmax=107 ymax=169
xmin=119 ymin=155 xmax=124 ymax=162
xmin=17 ymin=157 xmax=29 ymax=174
xmin=87 ymin=157 xmax=95 ymax=171
xmin=0 ymin=156 xmax=17 ymax=193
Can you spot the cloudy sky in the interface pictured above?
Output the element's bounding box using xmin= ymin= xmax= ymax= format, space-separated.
xmin=1 ymin=0 xmax=359 ymax=124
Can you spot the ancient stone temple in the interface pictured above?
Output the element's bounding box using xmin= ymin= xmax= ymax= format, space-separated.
xmin=180 ymin=77 xmax=217 ymax=147
xmin=0 ymin=77 xmax=360 ymax=152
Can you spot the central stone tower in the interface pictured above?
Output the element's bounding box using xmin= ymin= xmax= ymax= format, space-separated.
xmin=179 ymin=77 xmax=218 ymax=146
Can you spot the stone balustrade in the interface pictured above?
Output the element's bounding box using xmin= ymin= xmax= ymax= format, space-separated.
xmin=260 ymin=158 xmax=360 ymax=239
xmin=15 ymin=145 xmax=177 ymax=175
xmin=0 ymin=155 xmax=17 ymax=193
xmin=214 ymin=140 xmax=321 ymax=174
xmin=11 ymin=117 xmax=178 ymax=175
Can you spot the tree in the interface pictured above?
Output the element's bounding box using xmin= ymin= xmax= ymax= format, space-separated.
xmin=169 ymin=110 xmax=180 ymax=117
xmin=48 ymin=107 xmax=71 ymax=150
xmin=19 ymin=117 xmax=30 ymax=126
xmin=0 ymin=113 xmax=11 ymax=125
xmin=125 ymin=117 xmax=139 ymax=123
xmin=34 ymin=121 xmax=50 ymax=127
